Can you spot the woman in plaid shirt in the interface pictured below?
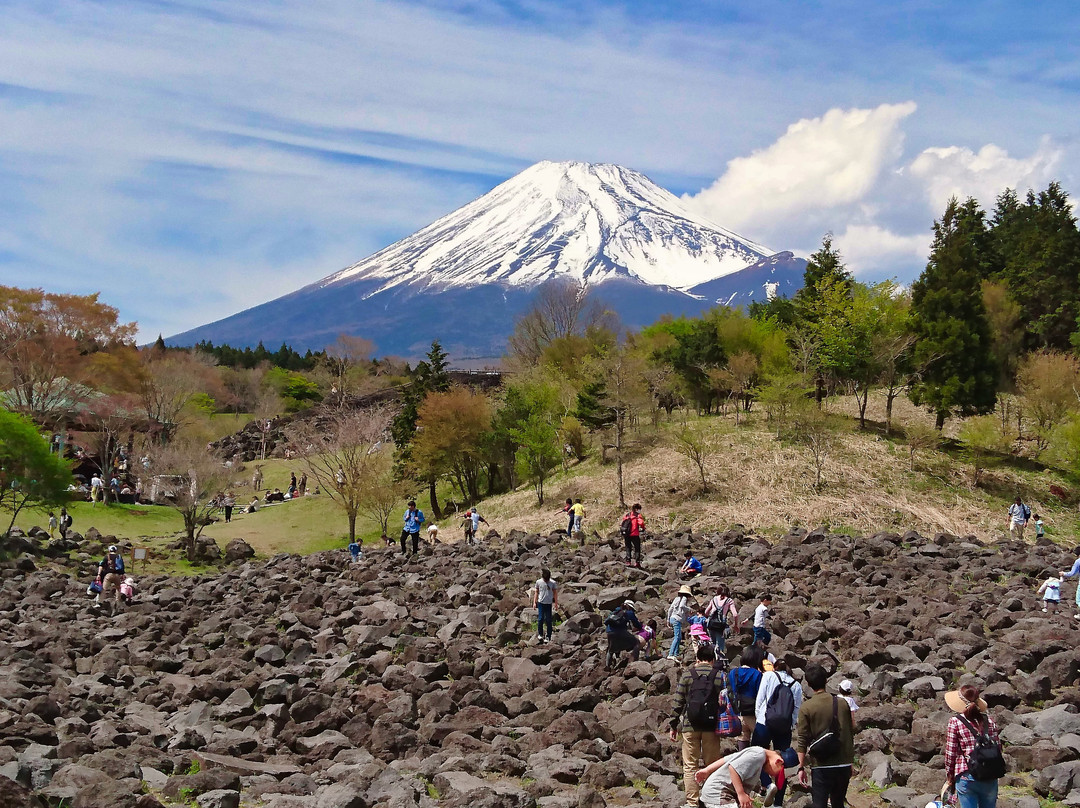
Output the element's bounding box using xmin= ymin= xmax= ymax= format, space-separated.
xmin=943 ymin=685 xmax=1000 ymax=808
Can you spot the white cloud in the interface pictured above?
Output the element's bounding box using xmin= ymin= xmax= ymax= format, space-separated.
xmin=907 ymin=139 xmax=1062 ymax=210
xmin=833 ymin=224 xmax=930 ymax=276
xmin=683 ymin=102 xmax=917 ymax=230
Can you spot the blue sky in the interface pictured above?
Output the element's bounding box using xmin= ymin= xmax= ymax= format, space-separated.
xmin=0 ymin=0 xmax=1077 ymax=340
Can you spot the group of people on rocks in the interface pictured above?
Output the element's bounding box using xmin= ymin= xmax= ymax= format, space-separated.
xmin=392 ymin=500 xmax=492 ymax=556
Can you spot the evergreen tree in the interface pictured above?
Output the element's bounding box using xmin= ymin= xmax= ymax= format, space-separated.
xmin=990 ymin=183 xmax=1080 ymax=351
xmin=796 ymin=233 xmax=853 ymax=307
xmin=909 ymin=197 xmax=998 ymax=428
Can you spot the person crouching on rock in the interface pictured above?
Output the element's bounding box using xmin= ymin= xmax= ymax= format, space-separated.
xmin=696 ymin=746 xmax=787 ymax=808
xmin=634 ymin=619 xmax=659 ymax=661
xmin=120 ymin=576 xmax=137 ymax=604
xmin=604 ymin=599 xmax=642 ymax=669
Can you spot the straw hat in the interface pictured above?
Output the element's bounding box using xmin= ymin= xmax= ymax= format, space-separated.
xmin=944 ymin=688 xmax=987 ymax=713
xmin=678 ymin=584 xmax=694 ymax=596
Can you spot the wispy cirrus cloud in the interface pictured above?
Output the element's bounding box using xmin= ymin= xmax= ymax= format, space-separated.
xmin=0 ymin=0 xmax=1077 ymax=339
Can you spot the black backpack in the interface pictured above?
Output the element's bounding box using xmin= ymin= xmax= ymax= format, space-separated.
xmin=764 ymin=677 xmax=796 ymax=736
xmin=604 ymin=608 xmax=628 ymax=633
xmin=959 ymin=717 xmax=1006 ymax=781
xmin=685 ymin=667 xmax=721 ymax=730
xmin=620 ymin=515 xmax=633 ymax=539
xmin=1021 ymin=503 xmax=1032 ymax=521
xmin=707 ymin=597 xmax=729 ymax=633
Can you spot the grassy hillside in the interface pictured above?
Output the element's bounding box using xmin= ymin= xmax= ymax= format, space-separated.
xmin=15 ymin=389 xmax=1078 ymax=575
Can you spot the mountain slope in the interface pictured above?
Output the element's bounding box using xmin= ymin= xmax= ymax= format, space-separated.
xmin=168 ymin=161 xmax=804 ymax=357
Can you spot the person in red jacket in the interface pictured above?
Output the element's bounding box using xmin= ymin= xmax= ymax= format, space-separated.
xmin=622 ymin=503 xmax=645 ymax=568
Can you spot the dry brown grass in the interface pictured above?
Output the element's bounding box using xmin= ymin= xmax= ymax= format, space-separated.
xmin=479 ymin=392 xmax=1079 ymax=544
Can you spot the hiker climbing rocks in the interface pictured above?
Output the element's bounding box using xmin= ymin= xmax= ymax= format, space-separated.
xmin=621 ymin=503 xmax=645 ymax=567
xmin=705 ymin=584 xmax=740 ymax=651
xmin=1007 ymin=496 xmax=1030 ymax=540
xmin=796 ymin=663 xmax=855 ymax=808
xmin=679 ymin=550 xmax=703 ymax=579
xmin=400 ymin=500 xmax=425 ymax=555
xmin=728 ymin=644 xmax=766 ymax=749
xmin=604 ymin=599 xmax=642 ymax=669
xmin=943 ymin=684 xmax=1004 ymax=808
xmin=668 ymin=643 xmax=725 ymax=808
xmin=531 ymin=568 xmax=558 ymax=644
xmin=753 ymin=660 xmax=803 ymax=806
xmin=667 ymin=584 xmax=695 ymax=661
xmin=96 ymin=545 xmax=126 ymax=608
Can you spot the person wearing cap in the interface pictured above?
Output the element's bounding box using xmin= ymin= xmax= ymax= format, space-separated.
xmin=838 ymin=680 xmax=859 ymax=714
xmin=96 ymin=545 xmax=126 ymax=607
xmin=667 ymin=584 xmax=695 ymax=661
xmin=796 ymin=663 xmax=854 ymax=808
xmin=696 ymin=746 xmax=787 ymax=808
xmin=669 ymin=643 xmax=725 ymax=808
xmin=605 ymin=599 xmax=642 ymax=669
xmin=943 ymin=685 xmax=1001 ymax=808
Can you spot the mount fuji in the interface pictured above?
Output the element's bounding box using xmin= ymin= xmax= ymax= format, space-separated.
xmin=168 ymin=161 xmax=805 ymax=358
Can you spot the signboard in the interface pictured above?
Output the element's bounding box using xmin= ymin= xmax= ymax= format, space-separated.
xmin=132 ymin=547 xmax=149 ymax=572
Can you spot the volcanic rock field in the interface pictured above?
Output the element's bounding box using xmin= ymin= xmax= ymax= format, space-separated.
xmin=1 ymin=525 xmax=1080 ymax=808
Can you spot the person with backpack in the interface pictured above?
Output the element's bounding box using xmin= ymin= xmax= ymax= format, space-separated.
xmin=943 ymin=685 xmax=1004 ymax=808
xmin=400 ymin=500 xmax=425 ymax=555
xmin=728 ymin=645 xmax=766 ymax=749
xmin=667 ymin=643 xmax=725 ymax=808
xmin=667 ymin=584 xmax=695 ymax=661
xmin=754 ymin=660 xmax=804 ymax=806
xmin=605 ymin=599 xmax=642 ymax=669
xmin=704 ymin=585 xmax=740 ymax=651
xmin=621 ymin=503 xmax=645 ymax=568
xmin=96 ymin=545 xmax=126 ymax=608
xmin=1007 ymin=496 xmax=1030 ymax=540
xmin=796 ymin=663 xmax=854 ymax=808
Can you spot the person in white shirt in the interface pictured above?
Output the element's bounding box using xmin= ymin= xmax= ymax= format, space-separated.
xmin=1007 ymin=496 xmax=1029 ymax=539
xmin=839 ymin=680 xmax=860 ymax=713
xmin=531 ymin=568 xmax=558 ymax=643
xmin=426 ymin=523 xmax=440 ymax=544
xmin=753 ymin=594 xmax=773 ymax=646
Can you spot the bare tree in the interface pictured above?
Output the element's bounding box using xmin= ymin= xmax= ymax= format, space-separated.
xmin=587 ymin=347 xmax=650 ymax=508
xmin=145 ymin=439 xmax=235 ymax=561
xmin=290 ymin=407 xmax=391 ymax=543
xmin=363 ymin=454 xmax=406 ymax=538
xmin=673 ymin=423 xmax=714 ymax=492
xmin=322 ymin=334 xmax=375 ymax=404
xmin=138 ymin=351 xmax=214 ymax=442
xmin=507 ymin=278 xmax=617 ymax=366
xmin=790 ymin=407 xmax=840 ymax=489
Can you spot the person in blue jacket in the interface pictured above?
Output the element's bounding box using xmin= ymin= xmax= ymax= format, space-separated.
xmin=679 ymin=550 xmax=704 ymax=579
xmin=728 ymin=644 xmax=766 ymax=749
xmin=400 ymin=500 xmax=425 ymax=556
xmin=1061 ymin=547 xmax=1080 ymax=619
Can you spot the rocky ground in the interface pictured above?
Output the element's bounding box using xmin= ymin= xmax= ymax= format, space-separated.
xmin=1 ymin=524 xmax=1079 ymax=808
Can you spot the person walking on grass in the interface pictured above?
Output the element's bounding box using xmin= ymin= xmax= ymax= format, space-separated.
xmin=48 ymin=512 xmax=57 ymax=539
xmin=667 ymin=584 xmax=695 ymax=661
xmin=400 ymin=500 xmax=425 ymax=556
xmin=796 ymin=663 xmax=854 ymax=808
xmin=668 ymin=643 xmax=725 ymax=808
xmin=1007 ymin=496 xmax=1030 ymax=540
xmin=531 ymin=568 xmax=558 ymax=644
xmin=572 ymin=498 xmax=585 ymax=534
xmin=621 ymin=503 xmax=645 ymax=568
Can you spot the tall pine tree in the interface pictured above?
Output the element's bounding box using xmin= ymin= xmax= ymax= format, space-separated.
xmin=909 ymin=198 xmax=998 ymax=428
xmin=990 ymin=183 xmax=1080 ymax=351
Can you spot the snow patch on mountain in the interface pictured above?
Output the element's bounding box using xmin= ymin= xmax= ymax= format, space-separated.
xmin=321 ymin=161 xmax=773 ymax=296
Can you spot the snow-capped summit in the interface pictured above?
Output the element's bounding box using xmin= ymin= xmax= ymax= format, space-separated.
xmin=322 ymin=160 xmax=772 ymax=295
xmin=168 ymin=160 xmax=805 ymax=357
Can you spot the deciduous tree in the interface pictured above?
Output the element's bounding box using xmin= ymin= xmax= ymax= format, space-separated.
xmin=0 ymin=409 xmax=74 ymax=536
xmin=410 ymin=387 xmax=492 ymax=504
